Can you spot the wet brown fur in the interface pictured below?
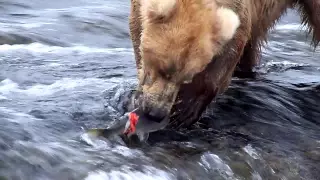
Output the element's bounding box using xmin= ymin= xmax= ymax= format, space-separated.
xmin=129 ymin=0 xmax=320 ymax=128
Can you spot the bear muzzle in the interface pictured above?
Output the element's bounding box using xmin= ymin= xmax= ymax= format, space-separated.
xmin=138 ymin=92 xmax=174 ymax=123
xmin=134 ymin=82 xmax=179 ymax=123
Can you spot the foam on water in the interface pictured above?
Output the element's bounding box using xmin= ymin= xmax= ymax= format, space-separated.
xmin=26 ymin=4 xmax=127 ymax=15
xmin=199 ymin=152 xmax=236 ymax=180
xmin=47 ymin=62 xmax=63 ymax=67
xmin=243 ymin=144 xmax=261 ymax=160
xmin=0 ymin=78 xmax=119 ymax=97
xmin=0 ymin=106 xmax=42 ymax=123
xmin=80 ymin=133 xmax=110 ymax=149
xmin=85 ymin=166 xmax=175 ymax=180
xmin=0 ymin=95 xmax=7 ymax=100
xmin=265 ymin=60 xmax=307 ymax=67
xmin=0 ymin=79 xmax=19 ymax=95
xmin=20 ymin=22 xmax=55 ymax=29
xmin=274 ymin=23 xmax=306 ymax=31
xmin=0 ymin=21 xmax=56 ymax=31
xmin=80 ymin=132 xmax=145 ymax=158
xmin=0 ymin=43 xmax=133 ymax=55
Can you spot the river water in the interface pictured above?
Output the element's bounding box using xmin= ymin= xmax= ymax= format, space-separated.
xmin=0 ymin=0 xmax=319 ymax=180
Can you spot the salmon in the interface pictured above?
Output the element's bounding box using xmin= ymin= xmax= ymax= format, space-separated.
xmin=86 ymin=108 xmax=169 ymax=144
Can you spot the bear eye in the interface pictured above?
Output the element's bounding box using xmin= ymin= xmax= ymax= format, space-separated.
xmin=158 ymin=69 xmax=171 ymax=80
xmin=183 ymin=79 xmax=192 ymax=84
xmin=161 ymin=63 xmax=177 ymax=79
xmin=182 ymin=77 xmax=192 ymax=84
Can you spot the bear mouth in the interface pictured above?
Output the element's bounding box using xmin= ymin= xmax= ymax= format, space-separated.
xmin=125 ymin=87 xmax=217 ymax=130
xmin=166 ymin=84 xmax=219 ymax=129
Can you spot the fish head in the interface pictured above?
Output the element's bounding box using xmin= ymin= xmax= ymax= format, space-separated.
xmin=122 ymin=110 xmax=170 ymax=142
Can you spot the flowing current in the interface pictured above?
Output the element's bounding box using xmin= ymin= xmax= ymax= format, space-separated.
xmin=0 ymin=1 xmax=319 ymax=180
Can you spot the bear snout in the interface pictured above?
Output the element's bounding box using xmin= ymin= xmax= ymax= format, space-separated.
xmin=138 ymin=93 xmax=170 ymax=123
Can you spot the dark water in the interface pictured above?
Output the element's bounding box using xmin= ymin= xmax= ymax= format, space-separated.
xmin=0 ymin=0 xmax=319 ymax=180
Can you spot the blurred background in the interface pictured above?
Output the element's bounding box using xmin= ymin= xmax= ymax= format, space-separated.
xmin=0 ymin=0 xmax=319 ymax=180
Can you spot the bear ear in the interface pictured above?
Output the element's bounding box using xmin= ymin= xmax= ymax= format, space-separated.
xmin=216 ymin=7 xmax=240 ymax=41
xmin=140 ymin=0 xmax=177 ymax=22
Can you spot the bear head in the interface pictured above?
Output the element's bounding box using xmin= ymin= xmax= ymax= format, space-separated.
xmin=136 ymin=0 xmax=240 ymax=122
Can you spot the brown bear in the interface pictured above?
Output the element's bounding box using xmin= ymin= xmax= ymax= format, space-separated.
xmin=128 ymin=0 xmax=320 ymax=129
